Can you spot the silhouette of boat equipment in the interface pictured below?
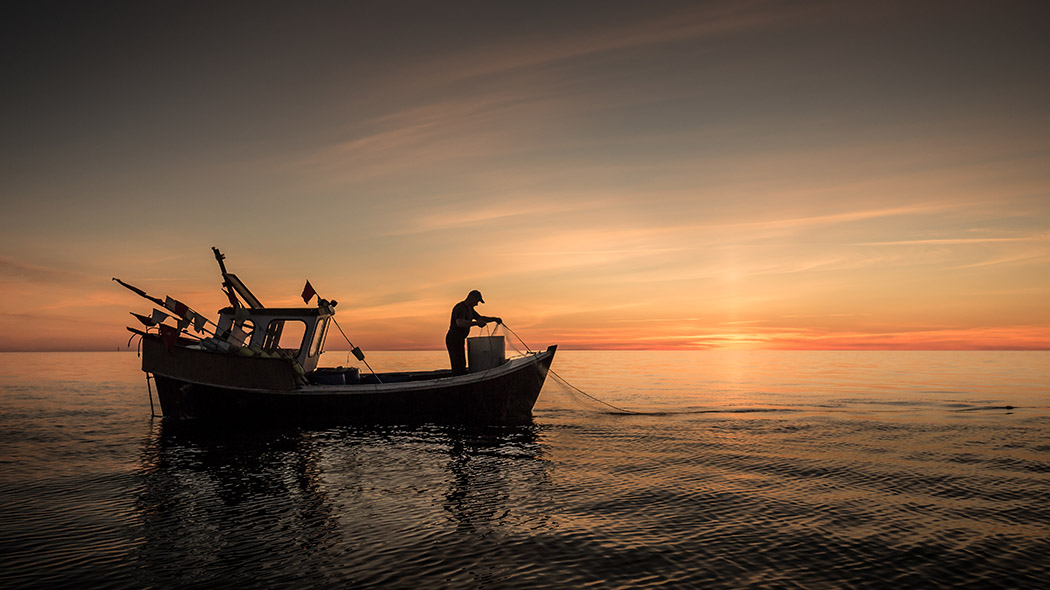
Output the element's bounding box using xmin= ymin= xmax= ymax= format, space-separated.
xmin=118 ymin=248 xmax=556 ymax=424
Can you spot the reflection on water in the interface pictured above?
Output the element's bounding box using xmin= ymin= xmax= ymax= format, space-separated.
xmin=2 ymin=351 xmax=1049 ymax=588
xmin=127 ymin=414 xmax=1050 ymax=588
xmin=134 ymin=422 xmax=337 ymax=586
xmin=132 ymin=421 xmax=552 ymax=588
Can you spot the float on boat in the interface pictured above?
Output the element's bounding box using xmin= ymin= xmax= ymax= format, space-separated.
xmin=117 ymin=248 xmax=556 ymax=425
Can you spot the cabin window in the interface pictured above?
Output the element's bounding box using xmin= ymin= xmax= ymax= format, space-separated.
xmin=228 ymin=318 xmax=256 ymax=347
xmin=309 ymin=318 xmax=329 ymax=357
xmin=262 ymin=319 xmax=307 ymax=356
xmin=241 ymin=319 xmax=255 ymax=345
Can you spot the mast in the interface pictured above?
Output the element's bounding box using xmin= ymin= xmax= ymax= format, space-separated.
xmin=213 ymin=247 xmax=239 ymax=309
xmin=212 ymin=247 xmax=264 ymax=309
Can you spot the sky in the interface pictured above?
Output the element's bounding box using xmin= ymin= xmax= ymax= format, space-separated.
xmin=1 ymin=0 xmax=1048 ymax=352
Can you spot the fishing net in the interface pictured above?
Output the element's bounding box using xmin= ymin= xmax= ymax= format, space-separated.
xmin=488 ymin=324 xmax=638 ymax=415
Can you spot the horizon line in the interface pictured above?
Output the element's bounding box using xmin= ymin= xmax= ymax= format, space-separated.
xmin=2 ymin=346 xmax=1048 ymax=353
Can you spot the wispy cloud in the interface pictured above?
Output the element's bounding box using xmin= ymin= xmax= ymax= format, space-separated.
xmin=956 ymin=251 xmax=1050 ymax=269
xmin=398 ymin=1 xmax=850 ymax=88
xmin=0 ymin=257 xmax=87 ymax=283
xmin=284 ymin=93 xmax=561 ymax=184
xmin=691 ymin=204 xmax=950 ymax=235
xmin=859 ymin=236 xmax=1048 ymax=246
xmin=389 ymin=196 xmax=606 ymax=235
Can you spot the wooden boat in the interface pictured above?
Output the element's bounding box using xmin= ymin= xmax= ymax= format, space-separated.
xmin=120 ymin=249 xmax=556 ymax=425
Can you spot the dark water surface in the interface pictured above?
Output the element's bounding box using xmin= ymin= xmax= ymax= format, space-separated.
xmin=2 ymin=351 xmax=1048 ymax=589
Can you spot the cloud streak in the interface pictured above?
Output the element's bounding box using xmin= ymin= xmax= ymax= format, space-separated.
xmin=394 ymin=1 xmax=852 ymax=89
xmin=0 ymin=257 xmax=87 ymax=284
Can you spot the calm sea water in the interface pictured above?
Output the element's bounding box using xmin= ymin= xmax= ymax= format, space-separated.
xmin=1 ymin=350 xmax=1048 ymax=589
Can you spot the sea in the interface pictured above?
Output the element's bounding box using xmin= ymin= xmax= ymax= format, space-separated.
xmin=1 ymin=350 xmax=1048 ymax=589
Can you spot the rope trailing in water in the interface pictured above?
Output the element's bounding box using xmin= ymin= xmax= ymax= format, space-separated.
xmin=499 ymin=323 xmax=638 ymax=415
xmin=331 ymin=317 xmax=382 ymax=383
xmin=546 ymin=370 xmax=639 ymax=415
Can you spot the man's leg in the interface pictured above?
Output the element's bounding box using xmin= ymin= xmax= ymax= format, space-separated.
xmin=446 ymin=333 xmax=467 ymax=375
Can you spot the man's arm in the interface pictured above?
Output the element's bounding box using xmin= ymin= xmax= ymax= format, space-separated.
xmin=454 ymin=306 xmax=482 ymax=328
xmin=473 ymin=308 xmax=503 ymax=326
xmin=455 ymin=310 xmax=501 ymax=328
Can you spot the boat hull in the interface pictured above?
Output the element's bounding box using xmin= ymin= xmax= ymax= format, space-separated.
xmin=149 ymin=345 xmax=556 ymax=425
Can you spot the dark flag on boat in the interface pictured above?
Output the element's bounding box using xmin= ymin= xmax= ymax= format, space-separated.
xmin=158 ymin=323 xmax=180 ymax=353
xmin=151 ymin=309 xmax=171 ymax=325
xmin=130 ymin=312 xmax=155 ymax=327
xmin=164 ymin=296 xmax=190 ymax=319
xmin=302 ymin=281 xmax=316 ymax=304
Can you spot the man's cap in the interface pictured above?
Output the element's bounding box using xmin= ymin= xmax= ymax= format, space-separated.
xmin=468 ymin=289 xmax=484 ymax=303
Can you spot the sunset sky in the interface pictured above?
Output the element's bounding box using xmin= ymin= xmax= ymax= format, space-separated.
xmin=2 ymin=1 xmax=1048 ymax=351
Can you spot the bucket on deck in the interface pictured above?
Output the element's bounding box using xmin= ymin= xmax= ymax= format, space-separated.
xmin=309 ymin=366 xmax=360 ymax=385
xmin=467 ymin=336 xmax=506 ymax=372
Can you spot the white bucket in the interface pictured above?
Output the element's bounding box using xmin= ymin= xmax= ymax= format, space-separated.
xmin=467 ymin=336 xmax=506 ymax=372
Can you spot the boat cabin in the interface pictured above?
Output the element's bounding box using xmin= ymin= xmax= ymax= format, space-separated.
xmin=212 ymin=303 xmax=333 ymax=374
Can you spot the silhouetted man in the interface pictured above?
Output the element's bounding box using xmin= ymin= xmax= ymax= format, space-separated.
xmin=446 ymin=290 xmax=501 ymax=376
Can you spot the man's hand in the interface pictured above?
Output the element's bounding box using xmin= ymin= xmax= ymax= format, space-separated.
xmin=477 ymin=320 xmax=487 ymax=328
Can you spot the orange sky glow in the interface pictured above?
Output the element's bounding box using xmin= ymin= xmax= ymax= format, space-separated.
xmin=1 ymin=1 xmax=1048 ymax=351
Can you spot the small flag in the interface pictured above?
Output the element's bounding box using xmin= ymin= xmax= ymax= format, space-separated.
xmin=165 ymin=296 xmax=190 ymax=319
xmin=192 ymin=312 xmax=207 ymax=333
xmin=159 ymin=323 xmax=180 ymax=353
xmin=151 ymin=309 xmax=171 ymax=325
xmin=130 ymin=312 xmax=155 ymax=327
xmin=302 ymin=280 xmax=316 ymax=304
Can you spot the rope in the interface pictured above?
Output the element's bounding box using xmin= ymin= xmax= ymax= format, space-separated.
xmin=145 ymin=372 xmax=159 ymax=418
xmin=499 ymin=323 xmax=638 ymax=415
xmin=331 ymin=316 xmax=382 ymax=383
xmin=546 ymin=370 xmax=639 ymax=415
xmin=499 ymin=323 xmax=533 ymax=354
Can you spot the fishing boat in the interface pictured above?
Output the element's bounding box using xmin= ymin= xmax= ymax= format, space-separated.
xmin=117 ymin=248 xmax=556 ymax=425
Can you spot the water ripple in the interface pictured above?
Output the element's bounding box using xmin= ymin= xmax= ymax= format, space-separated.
xmin=4 ymin=352 xmax=1050 ymax=588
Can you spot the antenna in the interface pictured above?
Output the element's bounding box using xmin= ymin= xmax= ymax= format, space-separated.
xmin=211 ymin=247 xmax=264 ymax=309
xmin=212 ymin=247 xmax=239 ymax=308
xmin=212 ymin=247 xmax=228 ymax=274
